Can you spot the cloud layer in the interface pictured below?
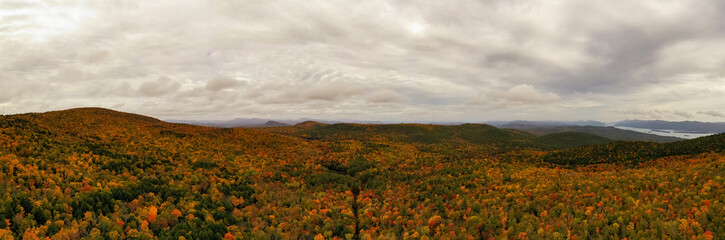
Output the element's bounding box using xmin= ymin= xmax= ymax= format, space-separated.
xmin=1 ymin=0 xmax=724 ymax=121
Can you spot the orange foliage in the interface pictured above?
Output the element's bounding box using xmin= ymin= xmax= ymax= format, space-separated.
xmin=224 ymin=233 xmax=234 ymax=240
xmin=148 ymin=206 xmax=157 ymax=222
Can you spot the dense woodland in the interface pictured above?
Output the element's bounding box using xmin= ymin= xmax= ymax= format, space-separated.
xmin=0 ymin=108 xmax=724 ymax=239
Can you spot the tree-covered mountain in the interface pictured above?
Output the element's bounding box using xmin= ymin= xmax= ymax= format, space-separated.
xmin=0 ymin=108 xmax=723 ymax=239
xmin=291 ymin=123 xmax=614 ymax=150
xmin=543 ymin=132 xmax=725 ymax=166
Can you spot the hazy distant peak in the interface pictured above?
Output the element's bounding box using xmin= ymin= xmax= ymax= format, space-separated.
xmin=488 ymin=120 xmax=607 ymax=128
xmin=263 ymin=121 xmax=290 ymax=127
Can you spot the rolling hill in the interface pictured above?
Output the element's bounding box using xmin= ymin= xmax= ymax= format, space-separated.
xmin=543 ymin=132 xmax=725 ymax=165
xmin=293 ymin=122 xmax=614 ymax=149
xmin=297 ymin=123 xmax=533 ymax=144
xmin=530 ymin=132 xmax=612 ymax=150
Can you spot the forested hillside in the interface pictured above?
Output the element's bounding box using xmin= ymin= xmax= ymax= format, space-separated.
xmin=292 ymin=123 xmax=612 ymax=150
xmin=0 ymin=108 xmax=723 ymax=239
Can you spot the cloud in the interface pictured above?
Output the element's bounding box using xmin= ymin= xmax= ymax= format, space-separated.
xmin=137 ymin=76 xmax=180 ymax=97
xmin=698 ymin=111 xmax=725 ymax=118
xmin=614 ymin=110 xmax=666 ymax=119
xmin=302 ymin=82 xmax=364 ymax=101
xmin=2 ymin=0 xmax=725 ymax=121
xmin=470 ymin=84 xmax=561 ymax=108
xmin=0 ymin=1 xmax=38 ymax=10
xmin=254 ymin=91 xmax=299 ymax=105
xmin=614 ymin=109 xmax=700 ymax=120
xmin=0 ymin=94 xmax=9 ymax=104
xmin=673 ymin=111 xmax=693 ymax=118
xmin=499 ymin=84 xmax=562 ymax=104
xmin=367 ymin=89 xmax=407 ymax=103
xmin=205 ymin=76 xmax=246 ymax=91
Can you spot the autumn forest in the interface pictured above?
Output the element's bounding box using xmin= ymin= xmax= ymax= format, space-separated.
xmin=1 ymin=108 xmax=724 ymax=239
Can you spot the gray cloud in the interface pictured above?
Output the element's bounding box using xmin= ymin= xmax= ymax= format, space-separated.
xmin=0 ymin=1 xmax=38 ymax=10
xmin=698 ymin=111 xmax=725 ymax=118
xmin=138 ymin=76 xmax=181 ymax=97
xmin=367 ymin=89 xmax=407 ymax=103
xmin=205 ymin=76 xmax=246 ymax=91
xmin=1 ymin=0 xmax=724 ymax=121
xmin=470 ymin=84 xmax=561 ymax=109
xmin=302 ymin=82 xmax=364 ymax=101
xmin=673 ymin=111 xmax=693 ymax=119
xmin=497 ymin=84 xmax=562 ymax=104
xmin=0 ymin=94 xmax=9 ymax=104
xmin=614 ymin=110 xmax=669 ymax=119
xmin=614 ymin=109 xmax=701 ymax=120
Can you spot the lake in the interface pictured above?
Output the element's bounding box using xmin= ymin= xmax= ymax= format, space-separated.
xmin=614 ymin=126 xmax=715 ymax=139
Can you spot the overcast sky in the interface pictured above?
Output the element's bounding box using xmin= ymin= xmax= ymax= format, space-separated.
xmin=2 ymin=0 xmax=725 ymax=122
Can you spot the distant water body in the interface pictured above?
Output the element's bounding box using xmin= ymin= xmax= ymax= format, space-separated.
xmin=614 ymin=126 xmax=714 ymax=139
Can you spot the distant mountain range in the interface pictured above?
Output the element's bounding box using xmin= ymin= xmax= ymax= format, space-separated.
xmin=615 ymin=120 xmax=725 ymax=133
xmin=168 ymin=118 xmax=316 ymax=128
xmin=168 ymin=118 xmax=462 ymax=128
xmin=171 ymin=119 xmax=608 ymax=129
xmin=169 ymin=118 xmax=723 ymax=141
xmin=487 ymin=120 xmax=607 ymax=128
